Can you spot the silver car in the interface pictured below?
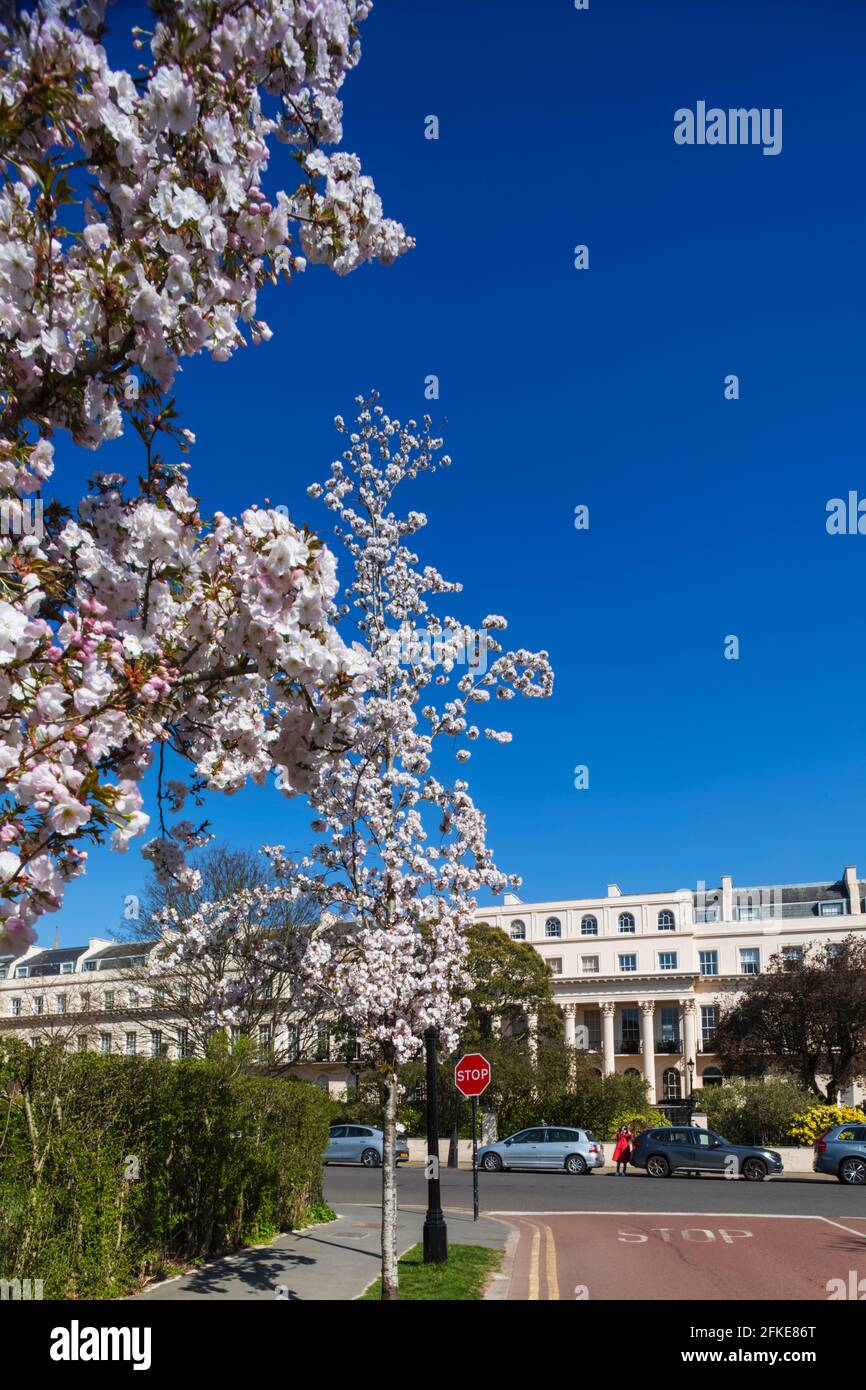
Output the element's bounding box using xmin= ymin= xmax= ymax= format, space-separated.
xmin=323 ymin=1123 xmax=410 ymax=1167
xmin=476 ymin=1125 xmax=604 ymax=1175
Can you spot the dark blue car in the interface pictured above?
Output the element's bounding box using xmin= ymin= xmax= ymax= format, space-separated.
xmin=630 ymin=1125 xmax=783 ymax=1180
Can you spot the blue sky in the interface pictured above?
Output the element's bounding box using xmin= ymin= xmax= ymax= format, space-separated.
xmin=48 ymin=0 xmax=866 ymax=945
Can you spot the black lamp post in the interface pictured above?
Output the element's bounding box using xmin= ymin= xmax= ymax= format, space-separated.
xmin=422 ymin=1024 xmax=448 ymax=1263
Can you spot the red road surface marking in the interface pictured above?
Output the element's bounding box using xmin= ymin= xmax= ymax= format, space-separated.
xmin=502 ymin=1213 xmax=866 ymax=1301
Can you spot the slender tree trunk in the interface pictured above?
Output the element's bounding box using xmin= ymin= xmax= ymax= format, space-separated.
xmin=381 ymin=1065 xmax=399 ymax=1300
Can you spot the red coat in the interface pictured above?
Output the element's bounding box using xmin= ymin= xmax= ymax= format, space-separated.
xmin=612 ymin=1130 xmax=633 ymax=1161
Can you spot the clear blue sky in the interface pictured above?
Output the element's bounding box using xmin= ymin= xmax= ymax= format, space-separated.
xmin=48 ymin=0 xmax=866 ymax=945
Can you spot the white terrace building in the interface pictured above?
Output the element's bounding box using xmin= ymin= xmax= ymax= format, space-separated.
xmin=474 ymin=867 xmax=866 ymax=1106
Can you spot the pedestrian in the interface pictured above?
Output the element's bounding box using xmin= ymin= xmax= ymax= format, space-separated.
xmin=612 ymin=1122 xmax=634 ymax=1175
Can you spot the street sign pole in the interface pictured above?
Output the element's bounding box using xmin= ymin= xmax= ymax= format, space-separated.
xmin=454 ymin=1052 xmax=491 ymax=1225
xmin=471 ymin=1095 xmax=479 ymax=1221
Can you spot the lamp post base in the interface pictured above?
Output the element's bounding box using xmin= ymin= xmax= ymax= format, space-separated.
xmin=423 ymin=1211 xmax=448 ymax=1264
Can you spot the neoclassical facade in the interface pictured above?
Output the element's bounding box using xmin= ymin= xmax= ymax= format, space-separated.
xmin=475 ymin=867 xmax=866 ymax=1106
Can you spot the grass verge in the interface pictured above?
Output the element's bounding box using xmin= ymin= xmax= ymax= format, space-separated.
xmin=360 ymin=1243 xmax=502 ymax=1300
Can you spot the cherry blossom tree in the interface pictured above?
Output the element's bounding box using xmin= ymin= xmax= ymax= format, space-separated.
xmin=162 ymin=397 xmax=554 ymax=1298
xmin=0 ymin=1 xmax=410 ymax=950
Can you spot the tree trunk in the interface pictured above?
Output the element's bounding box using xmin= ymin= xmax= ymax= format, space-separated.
xmin=380 ymin=1066 xmax=399 ymax=1300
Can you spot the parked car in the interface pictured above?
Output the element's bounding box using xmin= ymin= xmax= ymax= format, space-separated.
xmin=813 ymin=1123 xmax=866 ymax=1184
xmin=630 ymin=1125 xmax=783 ymax=1180
xmin=324 ymin=1124 xmax=409 ymax=1167
xmin=476 ymin=1126 xmax=604 ymax=1174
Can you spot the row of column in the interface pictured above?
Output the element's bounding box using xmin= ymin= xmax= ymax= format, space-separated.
xmin=563 ymin=999 xmax=698 ymax=1105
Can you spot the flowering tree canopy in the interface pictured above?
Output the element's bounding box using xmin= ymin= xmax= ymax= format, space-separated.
xmin=164 ymin=397 xmax=554 ymax=1063
xmin=0 ymin=1 xmax=411 ymax=951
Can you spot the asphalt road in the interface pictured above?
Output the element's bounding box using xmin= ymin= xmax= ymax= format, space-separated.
xmin=323 ymin=1162 xmax=866 ymax=1219
xmin=324 ymin=1164 xmax=866 ymax=1301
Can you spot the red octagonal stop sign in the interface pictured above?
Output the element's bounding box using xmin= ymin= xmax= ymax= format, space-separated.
xmin=454 ymin=1052 xmax=491 ymax=1098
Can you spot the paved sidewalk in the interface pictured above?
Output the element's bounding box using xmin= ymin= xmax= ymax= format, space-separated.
xmin=130 ymin=1204 xmax=510 ymax=1301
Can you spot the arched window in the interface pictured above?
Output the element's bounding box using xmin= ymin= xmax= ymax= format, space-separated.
xmin=624 ymin=1067 xmax=641 ymax=1079
xmin=618 ymin=912 xmax=635 ymax=933
xmin=581 ymin=914 xmax=598 ymax=936
xmin=510 ymin=919 xmax=526 ymax=940
xmin=657 ymin=910 xmax=675 ymax=931
xmin=545 ymin=916 xmax=562 ymax=939
xmin=700 ymin=1067 xmax=723 ymax=1087
xmin=662 ymin=1067 xmax=682 ymax=1100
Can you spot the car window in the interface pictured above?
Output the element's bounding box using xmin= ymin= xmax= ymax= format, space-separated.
xmin=837 ymin=1126 xmax=866 ymax=1142
xmin=346 ymin=1126 xmax=372 ymax=1137
xmin=693 ymin=1131 xmax=715 ymax=1148
xmin=546 ymin=1128 xmax=577 ymax=1143
xmin=666 ymin=1129 xmax=693 ymax=1145
xmin=329 ymin=1125 xmax=348 ymax=1138
xmin=524 ymin=1129 xmax=546 ymax=1143
xmin=510 ymin=1130 xmax=533 ymax=1143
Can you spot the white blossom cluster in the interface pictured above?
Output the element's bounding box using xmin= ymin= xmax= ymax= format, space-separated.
xmin=0 ymin=433 xmax=369 ymax=950
xmin=174 ymin=398 xmax=554 ymax=1063
xmin=0 ymin=0 xmax=411 ymax=446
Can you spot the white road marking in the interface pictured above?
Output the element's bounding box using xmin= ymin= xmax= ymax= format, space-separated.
xmin=488 ymin=1210 xmax=866 ymax=1241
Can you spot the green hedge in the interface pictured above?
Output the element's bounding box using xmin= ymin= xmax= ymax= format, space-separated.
xmin=0 ymin=1040 xmax=330 ymax=1298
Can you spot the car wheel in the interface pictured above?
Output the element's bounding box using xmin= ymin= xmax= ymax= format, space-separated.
xmin=742 ymin=1158 xmax=767 ymax=1181
xmin=565 ymin=1154 xmax=587 ymax=1175
xmin=481 ymin=1152 xmax=503 ymax=1172
xmin=646 ymin=1154 xmax=670 ymax=1178
xmin=361 ymin=1147 xmax=381 ymax=1168
xmin=839 ymin=1157 xmax=866 ymax=1185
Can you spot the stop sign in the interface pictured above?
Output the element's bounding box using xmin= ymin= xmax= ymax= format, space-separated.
xmin=454 ymin=1052 xmax=491 ymax=1098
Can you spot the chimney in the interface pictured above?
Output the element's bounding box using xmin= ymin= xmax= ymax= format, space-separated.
xmin=503 ymin=892 xmax=523 ymax=906
xmin=607 ymin=884 xmax=622 ymax=897
xmin=721 ymin=875 xmax=733 ymax=922
xmin=844 ymin=866 xmax=860 ymax=916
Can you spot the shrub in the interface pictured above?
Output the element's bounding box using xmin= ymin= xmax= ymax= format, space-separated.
xmin=787 ymin=1104 xmax=866 ymax=1146
xmin=609 ymin=1107 xmax=670 ymax=1137
xmin=0 ymin=1040 xmax=330 ymax=1298
xmin=693 ymin=1077 xmax=815 ymax=1146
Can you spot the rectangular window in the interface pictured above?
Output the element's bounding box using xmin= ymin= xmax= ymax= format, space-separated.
xmin=782 ymin=945 xmax=803 ymax=965
xmin=819 ymin=900 xmax=844 ymax=916
xmin=77 ymin=1034 xmax=88 ymax=1052
xmin=657 ymin=951 xmax=678 ymax=971
xmin=739 ymin=948 xmax=760 ymax=975
xmin=125 ymin=1032 xmax=137 ymax=1055
xmin=99 ymin=1033 xmax=111 ymax=1054
xmin=548 ymin=957 xmax=563 ymax=975
xmin=583 ymin=1009 xmax=601 ymax=1050
xmin=33 ymin=996 xmax=44 ymax=1015
xmin=176 ymin=1028 xmax=190 ymax=1058
xmin=700 ymin=1005 xmax=719 ymax=1045
xmin=659 ymin=1006 xmax=680 ymax=1047
xmin=258 ymin=1024 xmax=272 ymax=1060
xmin=56 ymin=994 xmax=67 ymax=1014
xmin=104 ymin=990 xmax=115 ymax=1010
xmin=15 ymin=966 xmax=28 ymax=978
xmin=620 ymin=1007 xmax=639 ymax=1045
xmin=316 ymin=1024 xmax=330 ymax=1061
xmin=82 ymin=960 xmax=96 ymax=972
xmin=618 ymin=953 xmax=637 ymax=972
xmin=150 ymin=1030 xmax=162 ymax=1057
xmin=60 ymin=961 xmax=73 ymax=974
xmin=11 ymin=997 xmax=21 ymax=1017
xmin=735 ymin=904 xmax=759 ymax=922
xmin=286 ymin=1024 xmax=300 ymax=1061
xmin=699 ymin=950 xmax=718 ymax=976
xmin=581 ymin=955 xmax=599 ymax=974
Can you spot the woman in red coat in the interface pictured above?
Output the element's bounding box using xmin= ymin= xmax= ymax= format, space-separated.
xmin=612 ymin=1124 xmax=634 ymax=1175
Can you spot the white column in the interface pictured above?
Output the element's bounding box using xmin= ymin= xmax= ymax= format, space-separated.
xmin=682 ymin=999 xmax=697 ymax=1090
xmin=601 ymin=1001 xmax=616 ymax=1076
xmin=528 ymin=1010 xmax=538 ymax=1062
xmin=564 ymin=1003 xmax=576 ymax=1049
xmin=639 ymin=1000 xmax=656 ymax=1104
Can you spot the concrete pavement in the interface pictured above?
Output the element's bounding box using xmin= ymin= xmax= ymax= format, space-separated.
xmin=130 ymin=1204 xmax=511 ymax=1301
